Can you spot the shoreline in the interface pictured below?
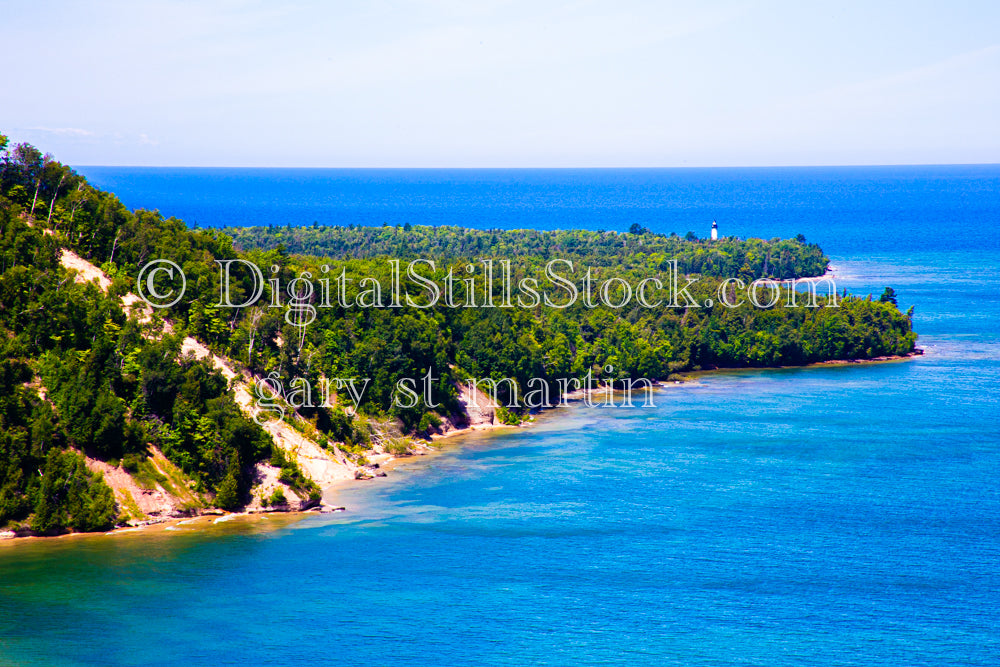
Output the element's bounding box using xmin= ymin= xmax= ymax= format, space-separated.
xmin=676 ymin=349 xmax=923 ymax=379
xmin=0 ymin=510 xmax=317 ymax=546
xmin=0 ymin=348 xmax=923 ymax=544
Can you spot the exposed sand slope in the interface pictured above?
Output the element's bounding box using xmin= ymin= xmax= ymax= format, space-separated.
xmin=59 ymin=248 xmax=356 ymax=509
xmin=429 ymin=380 xmax=511 ymax=440
xmin=59 ymin=249 xmax=111 ymax=291
xmin=178 ymin=335 xmax=360 ymax=493
xmin=82 ymin=446 xmax=202 ymax=520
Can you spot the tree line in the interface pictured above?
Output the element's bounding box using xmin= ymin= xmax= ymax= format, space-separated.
xmin=0 ymin=133 xmax=917 ymax=533
xmin=224 ymin=221 xmax=830 ymax=281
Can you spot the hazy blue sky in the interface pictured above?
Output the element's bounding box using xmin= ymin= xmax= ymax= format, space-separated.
xmin=3 ymin=0 xmax=998 ymax=167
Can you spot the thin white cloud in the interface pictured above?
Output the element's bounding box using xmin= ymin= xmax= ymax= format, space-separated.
xmin=4 ymin=1 xmax=998 ymax=165
xmin=797 ymin=43 xmax=1000 ymax=109
xmin=25 ymin=126 xmax=96 ymax=137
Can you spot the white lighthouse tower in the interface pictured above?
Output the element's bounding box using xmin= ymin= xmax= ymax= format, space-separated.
xmin=710 ymin=220 xmax=718 ymax=241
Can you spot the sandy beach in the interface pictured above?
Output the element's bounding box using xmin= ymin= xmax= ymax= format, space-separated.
xmin=0 ymin=349 xmax=924 ymax=545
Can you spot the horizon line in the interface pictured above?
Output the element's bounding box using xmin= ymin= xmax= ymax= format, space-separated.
xmin=75 ymin=162 xmax=1000 ymax=170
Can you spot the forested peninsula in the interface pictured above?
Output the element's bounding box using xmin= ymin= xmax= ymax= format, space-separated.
xmin=0 ymin=134 xmax=917 ymax=537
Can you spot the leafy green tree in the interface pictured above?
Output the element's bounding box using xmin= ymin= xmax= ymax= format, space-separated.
xmin=213 ymin=462 xmax=242 ymax=510
xmin=0 ymin=133 xmax=920 ymax=530
xmin=31 ymin=449 xmax=116 ymax=533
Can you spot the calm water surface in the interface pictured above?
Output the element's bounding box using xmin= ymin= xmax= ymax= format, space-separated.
xmin=1 ymin=167 xmax=998 ymax=666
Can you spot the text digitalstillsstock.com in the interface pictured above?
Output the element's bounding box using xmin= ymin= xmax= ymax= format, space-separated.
xmin=135 ymin=257 xmax=839 ymax=416
xmin=137 ymin=258 xmax=840 ymax=318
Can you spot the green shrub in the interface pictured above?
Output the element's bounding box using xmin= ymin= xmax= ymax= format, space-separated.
xmin=418 ymin=411 xmax=443 ymax=433
xmin=213 ymin=470 xmax=241 ymax=510
xmin=495 ymin=406 xmax=522 ymax=426
xmin=385 ymin=439 xmax=411 ymax=456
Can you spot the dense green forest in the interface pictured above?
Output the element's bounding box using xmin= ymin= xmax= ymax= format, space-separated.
xmin=0 ymin=132 xmax=917 ymax=534
xmin=224 ymin=222 xmax=829 ymax=280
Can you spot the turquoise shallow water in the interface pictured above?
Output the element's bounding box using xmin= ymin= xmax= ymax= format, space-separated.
xmin=2 ymin=167 xmax=999 ymax=665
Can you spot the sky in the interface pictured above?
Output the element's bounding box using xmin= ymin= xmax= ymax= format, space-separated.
xmin=2 ymin=0 xmax=998 ymax=167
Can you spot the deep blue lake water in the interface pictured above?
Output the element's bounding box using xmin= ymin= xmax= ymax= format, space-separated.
xmin=1 ymin=166 xmax=998 ymax=666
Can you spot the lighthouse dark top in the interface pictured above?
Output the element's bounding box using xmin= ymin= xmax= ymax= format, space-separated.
xmin=711 ymin=220 xmax=718 ymax=241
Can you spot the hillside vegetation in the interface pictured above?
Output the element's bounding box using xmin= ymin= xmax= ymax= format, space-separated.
xmin=0 ymin=133 xmax=917 ymax=534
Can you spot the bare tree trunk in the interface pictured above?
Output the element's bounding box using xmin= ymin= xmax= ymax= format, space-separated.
xmin=46 ymin=173 xmax=65 ymax=227
xmin=30 ymin=176 xmax=41 ymax=216
xmin=68 ymin=183 xmax=86 ymax=227
xmin=247 ymin=307 xmax=263 ymax=365
xmin=109 ymin=231 xmax=121 ymax=264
